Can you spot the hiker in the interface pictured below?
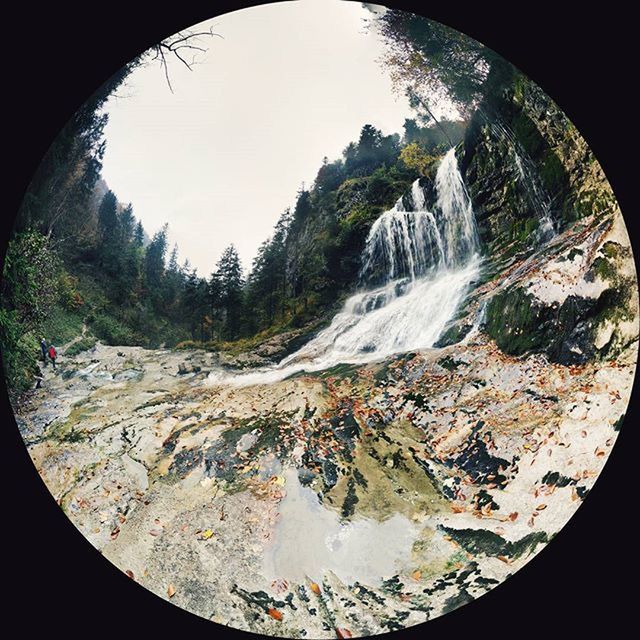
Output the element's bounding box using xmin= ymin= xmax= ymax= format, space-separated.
xmin=48 ymin=343 xmax=58 ymax=370
xmin=34 ymin=366 xmax=44 ymax=389
xmin=40 ymin=338 xmax=48 ymax=363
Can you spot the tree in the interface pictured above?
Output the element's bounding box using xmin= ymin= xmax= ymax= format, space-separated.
xmin=343 ymin=125 xmax=400 ymax=176
xmin=97 ymin=190 xmax=120 ymax=274
xmin=376 ymin=10 xmax=514 ymax=118
xmin=144 ymin=224 xmax=168 ymax=303
xmin=399 ymin=142 xmax=435 ymax=176
xmin=119 ymin=204 xmax=135 ymax=245
xmin=98 ymin=191 xmax=118 ymax=241
xmin=134 ymin=220 xmax=145 ymax=247
xmin=315 ymin=157 xmax=344 ymax=194
xmin=214 ymin=245 xmax=244 ymax=340
xmin=293 ymin=188 xmax=313 ymax=224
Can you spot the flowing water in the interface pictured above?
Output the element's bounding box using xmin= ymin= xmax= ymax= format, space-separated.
xmin=207 ymin=148 xmax=481 ymax=387
xmin=490 ymin=119 xmax=556 ymax=241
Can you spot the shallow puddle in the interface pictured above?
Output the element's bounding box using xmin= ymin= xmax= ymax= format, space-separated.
xmin=262 ymin=467 xmax=419 ymax=586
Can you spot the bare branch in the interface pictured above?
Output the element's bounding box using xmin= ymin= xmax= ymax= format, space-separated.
xmin=145 ymin=26 xmax=220 ymax=90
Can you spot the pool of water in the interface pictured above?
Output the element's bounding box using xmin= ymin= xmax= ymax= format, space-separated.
xmin=262 ymin=467 xmax=419 ymax=586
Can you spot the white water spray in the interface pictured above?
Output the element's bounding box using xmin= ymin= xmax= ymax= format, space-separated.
xmin=207 ymin=148 xmax=481 ymax=387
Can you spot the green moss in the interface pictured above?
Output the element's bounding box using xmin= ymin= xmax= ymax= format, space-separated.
xmin=512 ymin=110 xmax=545 ymax=157
xmin=539 ymin=149 xmax=567 ymax=196
xmin=591 ymin=257 xmax=617 ymax=281
xmin=485 ymin=287 xmax=547 ymax=355
xmin=434 ymin=322 xmax=472 ymax=347
xmin=437 ymin=355 xmax=462 ymax=371
xmin=601 ymin=241 xmax=621 ymax=259
xmin=318 ymin=362 xmax=360 ymax=380
xmin=563 ymin=247 xmax=584 ymax=262
xmin=441 ymin=526 xmax=548 ymax=559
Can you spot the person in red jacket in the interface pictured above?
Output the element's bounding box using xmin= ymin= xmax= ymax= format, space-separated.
xmin=48 ymin=344 xmax=58 ymax=369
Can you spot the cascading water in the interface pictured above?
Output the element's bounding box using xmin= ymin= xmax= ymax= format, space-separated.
xmin=208 ymin=148 xmax=481 ymax=387
xmin=489 ymin=119 xmax=556 ymax=242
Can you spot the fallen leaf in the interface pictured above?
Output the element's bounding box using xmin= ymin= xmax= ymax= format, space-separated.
xmin=336 ymin=628 xmax=353 ymax=639
xmin=125 ymin=570 xmax=135 ymax=580
xmin=200 ymin=529 xmax=214 ymax=540
xmin=536 ymin=504 xmax=547 ymax=511
xmin=508 ymin=512 xmax=518 ymax=521
xmin=167 ymin=584 xmax=176 ymax=598
xmin=411 ymin=570 xmax=422 ymax=581
xmin=110 ymin=526 xmax=120 ymax=540
xmin=267 ymin=608 xmax=283 ymax=621
xmin=310 ymin=582 xmax=321 ymax=595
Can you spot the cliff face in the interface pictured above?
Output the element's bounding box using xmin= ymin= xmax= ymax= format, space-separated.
xmin=461 ymin=74 xmax=617 ymax=250
xmin=452 ymin=73 xmax=638 ymax=366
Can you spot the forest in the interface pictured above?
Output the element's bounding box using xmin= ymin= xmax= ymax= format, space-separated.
xmin=1 ymin=6 xmax=598 ymax=395
xmin=1 ymin=10 xmax=471 ymax=394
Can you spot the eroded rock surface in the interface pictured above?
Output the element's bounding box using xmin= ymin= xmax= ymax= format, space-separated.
xmin=15 ymin=278 xmax=635 ymax=637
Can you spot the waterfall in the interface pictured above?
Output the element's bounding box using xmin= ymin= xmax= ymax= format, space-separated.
xmin=360 ymin=149 xmax=477 ymax=286
xmin=490 ymin=119 xmax=556 ymax=242
xmin=207 ymin=149 xmax=481 ymax=387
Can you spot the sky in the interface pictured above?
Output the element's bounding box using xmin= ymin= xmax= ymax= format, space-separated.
xmin=101 ymin=0 xmax=418 ymax=275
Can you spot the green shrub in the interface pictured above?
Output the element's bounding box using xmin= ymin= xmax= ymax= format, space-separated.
xmin=0 ymin=311 xmax=40 ymax=393
xmin=64 ymin=336 xmax=97 ymax=357
xmin=42 ymin=305 xmax=85 ymax=345
xmin=90 ymin=314 xmax=138 ymax=346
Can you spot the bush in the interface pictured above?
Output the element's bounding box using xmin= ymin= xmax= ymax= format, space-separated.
xmin=1 ymin=231 xmax=61 ymax=393
xmin=42 ymin=305 xmax=85 ymax=345
xmin=90 ymin=313 xmax=139 ymax=346
xmin=64 ymin=336 xmax=97 ymax=357
xmin=0 ymin=310 xmax=40 ymax=393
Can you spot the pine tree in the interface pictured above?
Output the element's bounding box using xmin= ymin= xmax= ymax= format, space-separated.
xmin=214 ymin=245 xmax=244 ymax=340
xmin=119 ymin=204 xmax=135 ymax=244
xmin=134 ymin=220 xmax=145 ymax=247
xmin=144 ymin=224 xmax=168 ymax=306
xmin=97 ymin=191 xmax=120 ymax=274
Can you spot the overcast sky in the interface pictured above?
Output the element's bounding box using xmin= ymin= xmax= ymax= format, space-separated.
xmin=101 ymin=0 xmax=417 ymax=275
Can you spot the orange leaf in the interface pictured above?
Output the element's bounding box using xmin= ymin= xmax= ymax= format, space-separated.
xmin=310 ymin=582 xmax=321 ymax=595
xmin=508 ymin=512 xmax=518 ymax=521
xmin=167 ymin=584 xmax=176 ymax=598
xmin=336 ymin=628 xmax=353 ymax=639
xmin=267 ymin=608 xmax=283 ymax=621
xmin=411 ymin=570 xmax=422 ymax=581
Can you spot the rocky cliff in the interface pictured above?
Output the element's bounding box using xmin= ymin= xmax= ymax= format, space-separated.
xmin=443 ymin=73 xmax=639 ymax=366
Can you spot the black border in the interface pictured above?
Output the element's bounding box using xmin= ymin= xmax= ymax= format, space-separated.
xmin=3 ymin=1 xmax=637 ymax=638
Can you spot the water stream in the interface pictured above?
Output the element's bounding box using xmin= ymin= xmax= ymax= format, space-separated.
xmin=208 ymin=148 xmax=481 ymax=387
